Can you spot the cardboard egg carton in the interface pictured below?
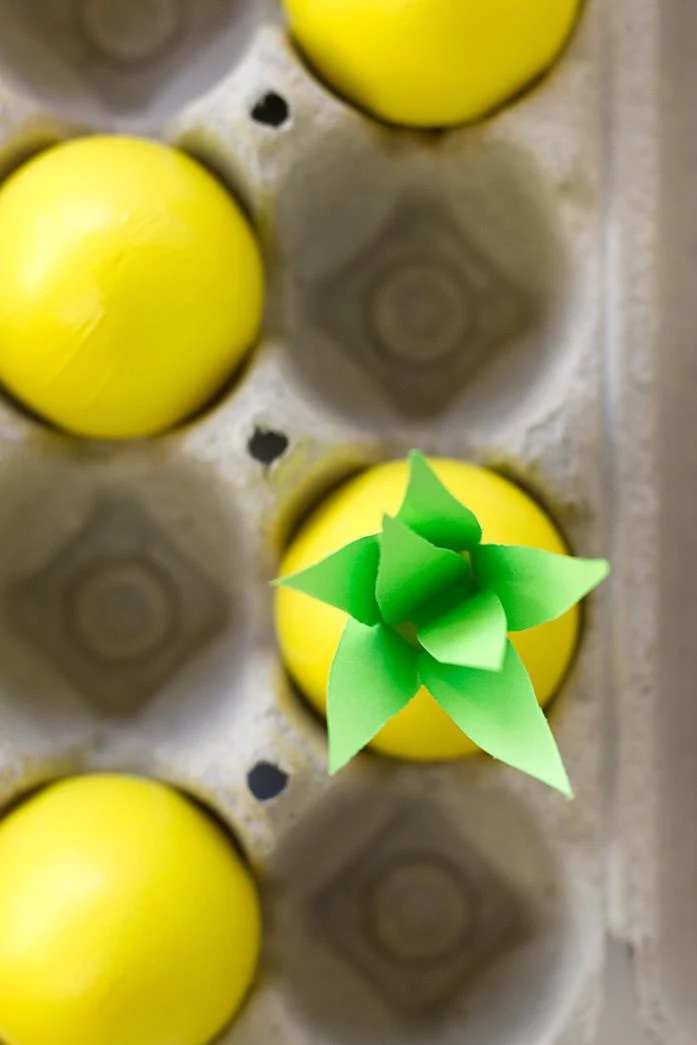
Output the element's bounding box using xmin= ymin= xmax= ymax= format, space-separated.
xmin=0 ymin=0 xmax=670 ymax=1042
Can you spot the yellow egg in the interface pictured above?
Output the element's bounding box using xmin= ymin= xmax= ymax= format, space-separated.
xmin=0 ymin=775 xmax=261 ymax=1045
xmin=284 ymin=0 xmax=582 ymax=127
xmin=276 ymin=459 xmax=579 ymax=761
xmin=0 ymin=136 xmax=264 ymax=439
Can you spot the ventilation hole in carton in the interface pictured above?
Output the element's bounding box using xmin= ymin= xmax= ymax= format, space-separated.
xmin=251 ymin=91 xmax=291 ymax=128
xmin=247 ymin=427 xmax=289 ymax=466
xmin=247 ymin=761 xmax=289 ymax=801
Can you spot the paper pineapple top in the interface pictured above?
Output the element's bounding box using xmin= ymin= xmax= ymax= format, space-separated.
xmin=275 ymin=452 xmax=609 ymax=795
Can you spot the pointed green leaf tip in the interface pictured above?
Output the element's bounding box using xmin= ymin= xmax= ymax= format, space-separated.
xmin=417 ymin=590 xmax=507 ymax=671
xmin=421 ymin=642 xmax=572 ymax=797
xmin=328 ymin=620 xmax=419 ymax=774
xmin=471 ymin=545 xmax=610 ymax=631
xmin=273 ymin=535 xmax=380 ymax=626
xmin=376 ymin=514 xmax=469 ymax=625
xmin=397 ymin=451 xmax=483 ymax=551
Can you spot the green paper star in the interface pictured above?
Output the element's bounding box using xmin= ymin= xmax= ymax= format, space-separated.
xmin=274 ymin=451 xmax=610 ymax=795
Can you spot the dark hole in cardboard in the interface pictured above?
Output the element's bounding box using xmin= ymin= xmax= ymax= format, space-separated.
xmin=251 ymin=91 xmax=290 ymax=128
xmin=247 ymin=426 xmax=289 ymax=465
xmin=247 ymin=761 xmax=289 ymax=801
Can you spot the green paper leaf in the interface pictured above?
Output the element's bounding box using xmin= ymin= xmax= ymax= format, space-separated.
xmin=421 ymin=642 xmax=572 ymax=796
xmin=471 ymin=545 xmax=609 ymax=631
xmin=273 ymin=535 xmax=381 ymax=626
xmin=396 ymin=450 xmax=483 ymax=551
xmin=376 ymin=514 xmax=470 ymax=625
xmin=328 ymin=619 xmax=419 ymax=774
xmin=417 ymin=590 xmax=507 ymax=671
xmin=410 ymin=579 xmax=476 ymax=629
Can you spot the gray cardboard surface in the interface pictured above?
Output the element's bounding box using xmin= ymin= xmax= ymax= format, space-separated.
xmin=0 ymin=0 xmax=677 ymax=1042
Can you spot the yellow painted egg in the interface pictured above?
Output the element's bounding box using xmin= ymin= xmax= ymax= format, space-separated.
xmin=283 ymin=0 xmax=582 ymax=127
xmin=276 ymin=459 xmax=579 ymax=761
xmin=0 ymin=775 xmax=261 ymax=1045
xmin=0 ymin=136 xmax=264 ymax=439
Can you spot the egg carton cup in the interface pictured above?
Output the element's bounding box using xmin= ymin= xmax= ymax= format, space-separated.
xmin=0 ymin=0 xmax=668 ymax=1043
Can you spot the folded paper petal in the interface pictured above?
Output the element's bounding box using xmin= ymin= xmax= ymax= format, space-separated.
xmin=396 ymin=450 xmax=483 ymax=551
xmin=417 ymin=590 xmax=507 ymax=671
xmin=471 ymin=544 xmax=610 ymax=631
xmin=376 ymin=514 xmax=470 ymax=625
xmin=273 ymin=535 xmax=381 ymax=626
xmin=328 ymin=619 xmax=420 ymax=774
xmin=410 ymin=579 xmax=477 ymax=629
xmin=420 ymin=642 xmax=572 ymax=796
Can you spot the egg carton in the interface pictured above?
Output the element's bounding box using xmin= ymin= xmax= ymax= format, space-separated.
xmin=0 ymin=0 xmax=669 ymax=1043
